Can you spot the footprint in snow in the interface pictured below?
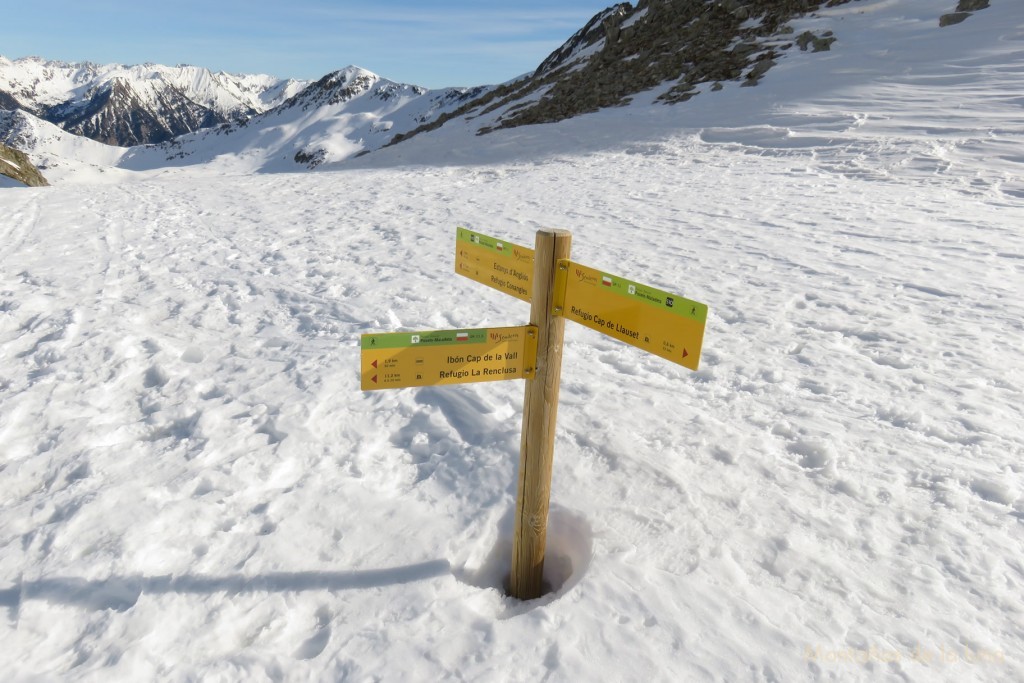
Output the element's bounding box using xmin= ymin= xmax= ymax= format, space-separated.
xmin=293 ymin=606 xmax=332 ymax=660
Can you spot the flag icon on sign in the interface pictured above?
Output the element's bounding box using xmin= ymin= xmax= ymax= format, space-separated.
xmin=496 ymin=242 xmax=504 ymax=252
xmin=602 ymin=276 xmax=612 ymax=287
xmin=456 ymin=332 xmax=469 ymax=342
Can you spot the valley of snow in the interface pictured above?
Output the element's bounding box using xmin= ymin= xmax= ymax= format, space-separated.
xmin=1 ymin=1 xmax=1022 ymax=680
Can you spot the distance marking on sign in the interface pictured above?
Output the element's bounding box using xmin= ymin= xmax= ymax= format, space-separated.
xmin=455 ymin=227 xmax=535 ymax=302
xmin=361 ymin=325 xmax=538 ymax=390
xmin=553 ymin=260 xmax=708 ymax=370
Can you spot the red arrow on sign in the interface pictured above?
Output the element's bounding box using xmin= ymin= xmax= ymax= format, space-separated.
xmin=372 ymin=375 xmax=378 ymax=384
xmin=682 ymin=349 xmax=689 ymax=359
xmin=372 ymin=359 xmax=378 ymax=369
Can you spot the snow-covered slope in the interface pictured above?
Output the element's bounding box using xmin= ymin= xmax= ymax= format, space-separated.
xmin=0 ymin=109 xmax=130 ymax=183
xmin=0 ymin=1 xmax=1022 ymax=681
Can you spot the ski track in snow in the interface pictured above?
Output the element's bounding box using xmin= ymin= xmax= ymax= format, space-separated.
xmin=1 ymin=2 xmax=1024 ymax=680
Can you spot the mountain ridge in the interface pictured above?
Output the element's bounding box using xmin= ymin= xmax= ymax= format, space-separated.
xmin=0 ymin=0 xmax=1002 ymax=181
xmin=0 ymin=56 xmax=309 ymax=146
xmin=387 ymin=0 xmax=855 ymax=146
xmin=113 ymin=66 xmax=490 ymax=173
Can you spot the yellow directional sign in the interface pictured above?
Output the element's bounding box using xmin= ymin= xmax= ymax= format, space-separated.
xmin=361 ymin=326 xmax=538 ymax=391
xmin=553 ymin=260 xmax=708 ymax=370
xmin=455 ymin=227 xmax=534 ymax=302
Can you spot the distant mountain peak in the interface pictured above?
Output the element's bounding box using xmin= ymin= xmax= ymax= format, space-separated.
xmin=280 ymin=66 xmax=433 ymax=113
xmin=290 ymin=67 xmax=379 ymax=106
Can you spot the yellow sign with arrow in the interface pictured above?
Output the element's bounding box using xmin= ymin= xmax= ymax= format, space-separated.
xmin=553 ymin=260 xmax=707 ymax=370
xmin=361 ymin=325 xmax=538 ymax=391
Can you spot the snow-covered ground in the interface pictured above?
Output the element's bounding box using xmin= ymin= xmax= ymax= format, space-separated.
xmin=1 ymin=1 xmax=1022 ymax=680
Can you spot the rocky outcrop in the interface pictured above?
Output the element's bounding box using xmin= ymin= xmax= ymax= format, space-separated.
xmin=940 ymin=0 xmax=991 ymax=27
xmin=0 ymin=143 xmax=48 ymax=186
xmin=44 ymin=78 xmax=225 ymax=146
xmin=0 ymin=90 xmax=22 ymax=110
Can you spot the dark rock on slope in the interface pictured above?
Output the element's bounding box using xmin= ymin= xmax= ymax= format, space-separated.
xmin=0 ymin=142 xmax=48 ymax=186
xmin=940 ymin=0 xmax=991 ymax=27
xmin=43 ymin=78 xmax=226 ymax=147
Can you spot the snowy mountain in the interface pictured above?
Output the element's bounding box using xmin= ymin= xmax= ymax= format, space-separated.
xmin=0 ymin=109 xmax=135 ymax=181
xmin=0 ymin=56 xmax=308 ymax=146
xmin=0 ymin=0 xmax=1003 ymax=179
xmin=118 ymin=67 xmax=490 ymax=173
xmin=387 ymin=0 xmax=995 ymax=143
xmin=1 ymin=61 xmax=488 ymax=178
xmin=0 ymin=1 xmax=1022 ymax=680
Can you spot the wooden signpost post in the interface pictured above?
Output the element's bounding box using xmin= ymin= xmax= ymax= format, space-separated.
xmin=512 ymin=230 xmax=571 ymax=599
xmin=361 ymin=226 xmax=708 ymax=600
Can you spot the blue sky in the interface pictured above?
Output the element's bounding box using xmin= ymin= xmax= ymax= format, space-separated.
xmin=2 ymin=1 xmax=613 ymax=88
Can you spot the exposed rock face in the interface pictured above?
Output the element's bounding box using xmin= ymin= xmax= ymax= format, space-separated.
xmin=0 ymin=142 xmax=48 ymax=186
xmin=0 ymin=90 xmax=21 ymax=110
xmin=44 ymin=78 xmax=225 ymax=147
xmin=796 ymin=29 xmax=837 ymax=52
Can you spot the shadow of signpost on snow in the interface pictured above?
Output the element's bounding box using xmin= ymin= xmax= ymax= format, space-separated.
xmin=0 ymin=560 xmax=450 ymax=613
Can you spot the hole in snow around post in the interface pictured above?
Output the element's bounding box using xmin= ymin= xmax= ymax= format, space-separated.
xmin=451 ymin=504 xmax=593 ymax=614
